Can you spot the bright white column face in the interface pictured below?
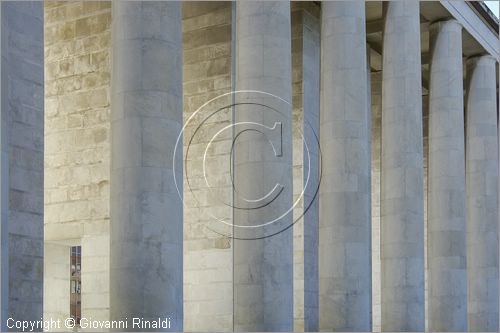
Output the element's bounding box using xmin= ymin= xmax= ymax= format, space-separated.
xmin=380 ymin=1 xmax=425 ymax=331
xmin=466 ymin=55 xmax=499 ymax=332
xmin=318 ymin=1 xmax=371 ymax=331
xmin=233 ymin=1 xmax=293 ymax=331
xmin=110 ymin=2 xmax=183 ymax=329
xmin=427 ymin=19 xmax=468 ymax=332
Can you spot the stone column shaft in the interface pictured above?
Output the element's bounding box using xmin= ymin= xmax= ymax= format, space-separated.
xmin=466 ymin=55 xmax=499 ymax=332
xmin=1 ymin=2 xmax=44 ymax=327
xmin=427 ymin=20 xmax=468 ymax=332
xmin=233 ymin=1 xmax=293 ymax=331
xmin=319 ymin=1 xmax=371 ymax=331
xmin=110 ymin=2 xmax=183 ymax=330
xmin=380 ymin=1 xmax=425 ymax=331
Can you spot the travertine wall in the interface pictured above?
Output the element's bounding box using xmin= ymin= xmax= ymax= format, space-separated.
xmin=44 ymin=1 xmax=111 ymax=329
xmin=1 ymin=1 xmax=44 ymax=329
xmin=370 ymin=71 xmax=382 ymax=332
xmin=42 ymin=242 xmax=69 ymax=327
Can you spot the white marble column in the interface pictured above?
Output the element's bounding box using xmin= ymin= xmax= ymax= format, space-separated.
xmin=380 ymin=1 xmax=425 ymax=331
xmin=233 ymin=1 xmax=293 ymax=331
xmin=318 ymin=1 xmax=371 ymax=331
xmin=110 ymin=2 xmax=183 ymax=330
xmin=427 ymin=20 xmax=468 ymax=332
xmin=466 ymin=55 xmax=499 ymax=332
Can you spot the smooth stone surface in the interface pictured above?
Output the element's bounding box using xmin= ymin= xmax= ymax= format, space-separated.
xmin=380 ymin=1 xmax=425 ymax=331
xmin=466 ymin=55 xmax=499 ymax=332
xmin=427 ymin=19 xmax=468 ymax=332
xmin=110 ymin=2 xmax=183 ymax=331
xmin=319 ymin=1 xmax=371 ymax=331
xmin=1 ymin=2 xmax=44 ymax=329
xmin=233 ymin=1 xmax=294 ymax=331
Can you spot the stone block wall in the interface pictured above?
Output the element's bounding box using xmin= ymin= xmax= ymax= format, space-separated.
xmin=370 ymin=71 xmax=382 ymax=332
xmin=43 ymin=243 xmax=70 ymax=328
xmin=44 ymin=1 xmax=111 ymax=329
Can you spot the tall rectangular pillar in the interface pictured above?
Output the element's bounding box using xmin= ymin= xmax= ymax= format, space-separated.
xmin=233 ymin=1 xmax=294 ymax=331
xmin=318 ymin=1 xmax=371 ymax=331
xmin=110 ymin=2 xmax=184 ymax=330
xmin=427 ymin=19 xmax=467 ymax=332
xmin=1 ymin=2 xmax=44 ymax=329
xmin=380 ymin=2 xmax=425 ymax=331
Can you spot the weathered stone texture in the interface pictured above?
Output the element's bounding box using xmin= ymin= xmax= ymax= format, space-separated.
xmin=1 ymin=1 xmax=44 ymax=330
xmin=380 ymin=1 xmax=425 ymax=331
xmin=370 ymin=70 xmax=382 ymax=333
xmin=466 ymin=55 xmax=499 ymax=332
xmin=233 ymin=1 xmax=293 ymax=330
xmin=371 ymin=41 xmax=431 ymax=333
xmin=291 ymin=3 xmax=320 ymax=331
xmin=36 ymin=2 xmax=500 ymax=333
xmin=110 ymin=2 xmax=183 ymax=329
xmin=44 ymin=1 xmax=111 ymax=329
xmin=182 ymin=2 xmax=233 ymax=331
xmin=427 ymin=20 xmax=467 ymax=332
xmin=319 ymin=1 xmax=371 ymax=330
xmin=43 ymin=243 xmax=70 ymax=331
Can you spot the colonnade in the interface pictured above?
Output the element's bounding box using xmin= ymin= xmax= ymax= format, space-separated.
xmin=108 ymin=1 xmax=499 ymax=331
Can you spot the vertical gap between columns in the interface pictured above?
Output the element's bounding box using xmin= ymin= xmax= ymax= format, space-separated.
xmin=230 ymin=2 xmax=236 ymax=331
